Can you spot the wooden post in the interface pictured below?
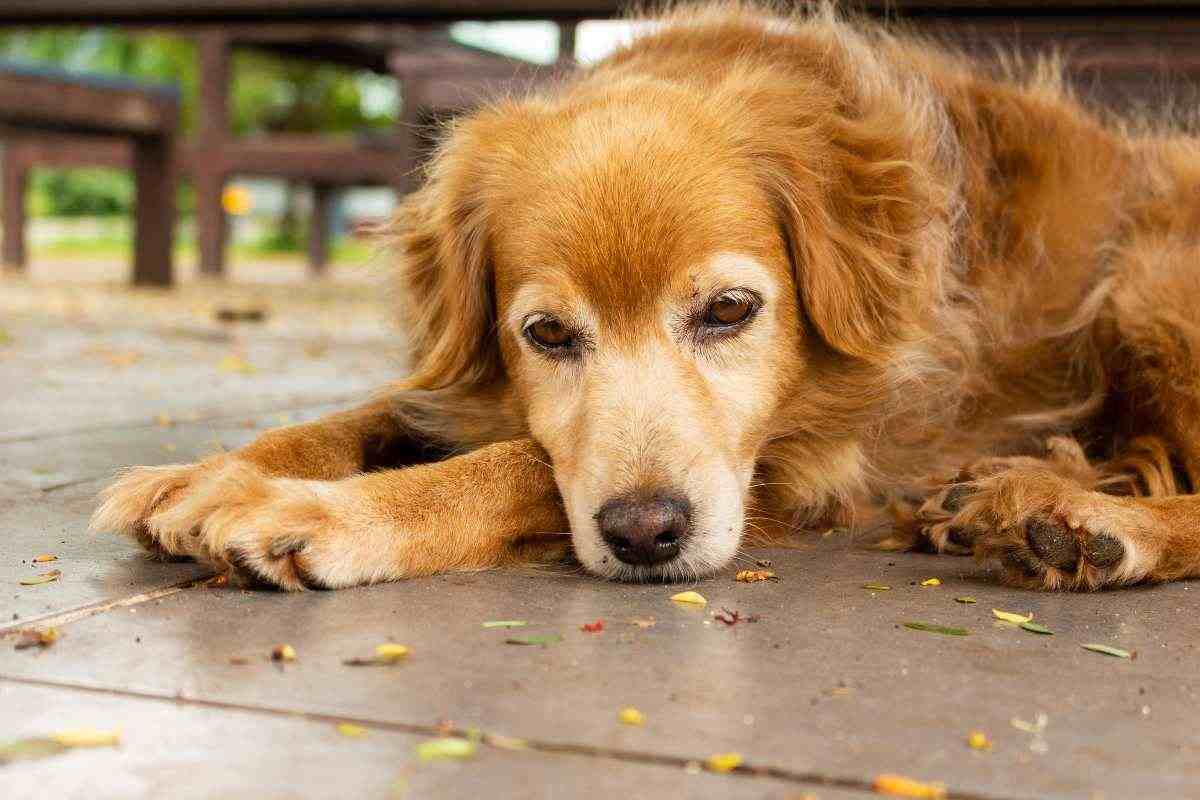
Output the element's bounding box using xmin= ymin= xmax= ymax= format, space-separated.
xmin=1 ymin=145 xmax=27 ymax=271
xmin=196 ymin=31 xmax=231 ymax=277
xmin=395 ymin=77 xmax=424 ymax=198
xmin=308 ymin=182 xmax=335 ymax=274
xmin=558 ymin=20 xmax=577 ymax=64
xmin=131 ymin=135 xmax=175 ymax=286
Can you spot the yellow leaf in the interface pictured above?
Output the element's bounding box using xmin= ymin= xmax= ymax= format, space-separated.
xmin=32 ymin=554 xmax=57 ymax=563
xmin=217 ymin=354 xmax=256 ymax=375
xmin=706 ymin=752 xmax=743 ymax=773
xmin=920 ymin=578 xmax=941 ymax=587
xmin=375 ymin=643 xmax=410 ymax=663
xmin=617 ymin=707 xmax=645 ymax=726
xmin=992 ymin=609 xmax=1032 ymax=625
xmin=735 ymin=569 xmax=777 ymax=583
xmin=19 ymin=570 xmax=61 ymax=586
xmin=670 ymin=590 xmax=708 ymax=606
xmin=271 ymin=644 xmax=297 ymax=662
xmin=967 ymin=731 xmax=992 ymax=750
xmin=336 ymin=723 xmax=369 ymax=739
xmin=50 ymin=729 xmax=120 ymax=748
xmin=873 ymin=774 xmax=947 ymax=799
xmin=415 ymin=737 xmax=476 ymax=762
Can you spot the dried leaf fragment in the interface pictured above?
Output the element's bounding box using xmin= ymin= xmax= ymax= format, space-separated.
xmin=342 ymin=643 xmax=410 ymax=666
xmin=0 ymin=737 xmax=69 ymax=764
xmin=19 ymin=569 xmax=61 ymax=586
xmin=14 ymin=627 xmax=59 ymax=650
xmin=629 ymin=617 xmax=657 ymax=629
xmin=50 ymin=729 xmax=121 ymax=748
xmin=581 ymin=619 xmax=605 ymax=633
xmin=1081 ymin=643 xmax=1133 ymax=659
xmin=670 ymin=590 xmax=707 ymax=606
xmin=954 ymin=597 xmax=977 ymax=604
xmin=706 ymin=752 xmax=743 ymax=773
xmin=415 ymin=737 xmax=476 ymax=762
xmin=920 ymin=578 xmax=941 ymax=587
xmin=873 ymin=773 xmax=947 ymax=798
xmin=862 ymin=583 xmax=891 ymax=591
xmin=992 ymin=609 xmax=1033 ymax=625
xmin=617 ymin=707 xmax=645 ymax=726
xmin=216 ymin=353 xmax=256 ymax=375
xmin=336 ymin=723 xmax=369 ymax=739
xmin=967 ymin=730 xmax=992 ymax=750
xmin=713 ymin=607 xmax=760 ymax=625
xmin=32 ymin=554 xmax=57 ymax=563
xmin=735 ymin=569 xmax=777 ymax=583
xmin=271 ymin=644 xmax=297 ymax=662
xmin=903 ymin=621 xmax=968 ymax=636
xmin=481 ymin=620 xmax=527 ymax=629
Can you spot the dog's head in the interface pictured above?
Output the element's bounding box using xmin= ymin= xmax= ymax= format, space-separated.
xmin=392 ymin=18 xmax=952 ymax=580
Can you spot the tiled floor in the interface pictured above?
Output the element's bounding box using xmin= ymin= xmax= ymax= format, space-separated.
xmin=2 ymin=282 xmax=1197 ymax=799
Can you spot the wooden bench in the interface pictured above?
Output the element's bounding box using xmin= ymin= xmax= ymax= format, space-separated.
xmin=0 ymin=62 xmax=180 ymax=286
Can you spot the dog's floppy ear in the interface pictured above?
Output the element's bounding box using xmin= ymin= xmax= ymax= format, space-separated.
xmin=392 ymin=101 xmax=540 ymax=391
xmin=758 ymin=89 xmax=954 ymax=363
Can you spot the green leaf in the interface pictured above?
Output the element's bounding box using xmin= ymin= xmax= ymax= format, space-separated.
xmin=1082 ymin=643 xmax=1132 ymax=659
xmin=954 ymin=597 xmax=977 ymax=604
xmin=482 ymin=620 xmax=528 ymax=629
xmin=903 ymin=621 xmax=969 ymax=636
xmin=1020 ymin=622 xmax=1054 ymax=635
xmin=505 ymin=634 xmax=563 ymax=646
xmin=0 ymin=737 xmax=69 ymax=764
xmin=415 ymin=737 xmax=476 ymax=762
xmin=19 ymin=569 xmax=61 ymax=586
xmin=862 ymin=583 xmax=891 ymax=591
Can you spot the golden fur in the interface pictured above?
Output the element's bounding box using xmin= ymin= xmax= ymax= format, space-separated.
xmin=94 ymin=3 xmax=1200 ymax=591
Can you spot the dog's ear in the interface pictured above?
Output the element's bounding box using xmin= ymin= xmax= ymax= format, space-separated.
xmin=391 ymin=101 xmax=539 ymax=391
xmin=758 ymin=91 xmax=953 ymax=363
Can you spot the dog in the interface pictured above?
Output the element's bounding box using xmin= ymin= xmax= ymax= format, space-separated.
xmin=93 ymin=3 xmax=1200 ymax=592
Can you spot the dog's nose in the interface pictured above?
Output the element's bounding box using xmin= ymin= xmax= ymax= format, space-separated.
xmin=597 ymin=494 xmax=691 ymax=566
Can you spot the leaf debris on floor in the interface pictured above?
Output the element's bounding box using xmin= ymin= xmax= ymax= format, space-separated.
xmin=705 ymin=752 xmax=743 ymax=773
xmin=862 ymin=582 xmax=892 ymax=591
xmin=19 ymin=569 xmax=62 ymax=586
xmin=416 ymin=736 xmax=477 ymax=762
xmin=713 ymin=607 xmax=760 ymax=626
xmin=31 ymin=554 xmax=57 ymax=563
xmin=735 ymin=569 xmax=777 ymax=583
xmin=580 ymin=619 xmax=605 ymax=633
xmin=343 ymin=643 xmax=410 ymax=666
xmin=617 ymin=707 xmax=645 ymax=726
xmin=1081 ymin=643 xmax=1134 ymax=659
xmin=920 ymin=578 xmax=941 ymax=587
xmin=1020 ymin=622 xmax=1054 ymax=635
xmin=954 ymin=597 xmax=977 ymax=604
xmin=13 ymin=627 xmax=59 ymax=650
xmin=629 ymin=617 xmax=657 ymax=628
xmin=992 ymin=609 xmax=1033 ymax=625
xmin=481 ymin=620 xmax=528 ymax=629
xmin=336 ymin=723 xmax=369 ymax=739
xmin=505 ymin=634 xmax=563 ymax=646
xmin=0 ymin=729 xmax=120 ymax=765
xmin=670 ymin=590 xmax=707 ymax=606
xmin=271 ymin=644 xmax=297 ymax=662
xmin=903 ymin=622 xmax=969 ymax=636
xmin=872 ymin=773 xmax=947 ymax=798
xmin=967 ymin=730 xmax=992 ymax=750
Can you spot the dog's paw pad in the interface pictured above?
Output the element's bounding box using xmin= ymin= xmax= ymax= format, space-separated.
xmin=1026 ymin=518 xmax=1079 ymax=571
xmin=1082 ymin=532 xmax=1125 ymax=568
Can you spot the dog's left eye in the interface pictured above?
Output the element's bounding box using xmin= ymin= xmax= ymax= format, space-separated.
xmin=703 ymin=292 xmax=757 ymax=327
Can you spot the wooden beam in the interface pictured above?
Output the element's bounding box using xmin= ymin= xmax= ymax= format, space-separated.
xmin=0 ymin=67 xmax=177 ymax=138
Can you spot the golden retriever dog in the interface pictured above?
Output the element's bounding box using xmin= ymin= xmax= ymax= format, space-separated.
xmin=93 ymin=3 xmax=1200 ymax=592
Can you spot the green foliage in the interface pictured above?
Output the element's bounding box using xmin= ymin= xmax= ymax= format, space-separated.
xmin=0 ymin=28 xmax=398 ymax=217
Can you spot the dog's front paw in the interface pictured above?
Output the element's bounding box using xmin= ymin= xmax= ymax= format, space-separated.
xmin=93 ymin=460 xmax=348 ymax=590
xmin=925 ymin=468 xmax=1162 ymax=590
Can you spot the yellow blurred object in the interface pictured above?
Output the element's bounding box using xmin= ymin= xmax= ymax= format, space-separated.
xmin=221 ymin=185 xmax=253 ymax=216
xmin=617 ymin=707 xmax=645 ymax=726
xmin=920 ymin=578 xmax=941 ymax=586
xmin=967 ymin=730 xmax=992 ymax=750
xmin=705 ymin=752 xmax=743 ymax=773
xmin=50 ymin=729 xmax=121 ymax=748
xmin=375 ymin=643 xmax=410 ymax=662
xmin=670 ymin=590 xmax=707 ymax=606
xmin=336 ymin=723 xmax=369 ymax=739
xmin=872 ymin=774 xmax=947 ymax=798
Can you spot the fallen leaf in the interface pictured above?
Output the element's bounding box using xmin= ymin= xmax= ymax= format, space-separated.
xmin=415 ymin=737 xmax=476 ymax=762
xmin=217 ymin=353 xmax=256 ymax=375
xmin=336 ymin=723 xmax=369 ymax=739
xmin=903 ymin=621 xmax=969 ymax=636
xmin=617 ymin=707 xmax=645 ymax=726
xmin=992 ymin=609 xmax=1033 ymax=625
xmin=13 ymin=627 xmax=59 ymax=650
xmin=670 ymin=590 xmax=707 ymax=606
xmin=342 ymin=643 xmax=410 ymax=666
xmin=706 ymin=752 xmax=743 ymax=773
xmin=485 ymin=732 xmax=528 ymax=751
xmin=1020 ymin=622 xmax=1053 ymax=635
xmin=754 ymin=558 xmax=774 ymax=568
xmin=967 ymin=730 xmax=992 ymax=750
xmin=735 ymin=569 xmax=777 ymax=583
xmin=872 ymin=773 xmax=947 ymax=798
xmin=1081 ymin=643 xmax=1133 ymax=659
xmin=481 ymin=620 xmax=528 ymax=629
xmin=32 ymin=554 xmax=57 ymax=563
xmin=229 ymin=656 xmax=251 ymax=665
xmin=629 ymin=617 xmax=657 ymax=628
xmin=1010 ymin=714 xmax=1048 ymax=734
xmin=19 ymin=569 xmax=61 ymax=586
xmin=862 ymin=582 xmax=892 ymax=591
xmin=954 ymin=597 xmax=977 ymax=604
xmin=0 ymin=737 xmax=69 ymax=764
xmin=713 ymin=607 xmax=760 ymax=626
xmin=0 ymin=327 xmax=11 ymax=346
xmin=271 ymin=644 xmax=297 ymax=662
xmin=581 ymin=619 xmax=605 ymax=633
xmin=920 ymin=578 xmax=941 ymax=587
xmin=50 ymin=729 xmax=120 ymax=748
xmin=504 ymin=634 xmax=563 ymax=646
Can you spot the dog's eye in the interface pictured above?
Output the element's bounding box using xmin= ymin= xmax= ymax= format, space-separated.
xmin=704 ymin=293 xmax=756 ymax=327
xmin=525 ymin=316 xmax=573 ymax=349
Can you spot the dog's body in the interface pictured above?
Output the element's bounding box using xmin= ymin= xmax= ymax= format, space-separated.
xmin=95 ymin=4 xmax=1200 ymax=591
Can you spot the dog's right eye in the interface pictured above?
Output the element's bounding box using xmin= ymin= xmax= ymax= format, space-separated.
xmin=524 ymin=316 xmax=574 ymax=350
